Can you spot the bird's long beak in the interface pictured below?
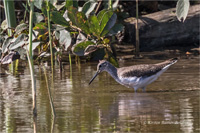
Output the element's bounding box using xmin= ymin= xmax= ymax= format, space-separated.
xmin=89 ymin=70 xmax=100 ymax=85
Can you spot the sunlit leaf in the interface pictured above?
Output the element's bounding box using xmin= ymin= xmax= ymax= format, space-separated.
xmin=112 ymin=0 xmax=119 ymax=10
xmin=33 ymin=12 xmax=44 ymax=24
xmin=59 ymin=30 xmax=71 ymax=50
xmin=34 ymin=0 xmax=43 ymax=9
xmin=84 ymin=45 xmax=98 ymax=56
xmin=1 ymin=51 xmax=20 ymax=64
xmin=76 ymin=32 xmax=86 ymax=44
xmin=2 ymin=37 xmax=12 ymax=53
xmin=1 ymin=20 xmax=8 ymax=30
xmin=54 ymin=2 xmax=65 ymax=11
xmin=176 ymin=0 xmax=190 ymax=22
xmin=24 ymin=41 xmax=41 ymax=51
xmin=72 ymin=41 xmax=95 ymax=56
xmin=9 ymin=34 xmax=27 ymax=50
xmin=15 ymin=23 xmax=28 ymax=36
xmin=82 ymin=0 xmax=97 ymax=17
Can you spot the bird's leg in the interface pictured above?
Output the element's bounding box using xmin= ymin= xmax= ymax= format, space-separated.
xmin=142 ymin=87 xmax=146 ymax=92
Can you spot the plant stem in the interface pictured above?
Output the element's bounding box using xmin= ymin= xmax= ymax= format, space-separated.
xmin=108 ymin=0 xmax=112 ymax=9
xmin=28 ymin=0 xmax=37 ymax=117
xmin=47 ymin=0 xmax=54 ymax=69
xmin=42 ymin=65 xmax=56 ymax=118
xmin=3 ymin=0 xmax=16 ymax=36
xmin=135 ymin=0 xmax=140 ymax=57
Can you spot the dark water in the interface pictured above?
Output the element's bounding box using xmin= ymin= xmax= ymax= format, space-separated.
xmin=0 ymin=57 xmax=199 ymax=132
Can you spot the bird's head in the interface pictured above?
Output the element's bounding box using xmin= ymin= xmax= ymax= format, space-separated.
xmin=89 ymin=60 xmax=109 ymax=85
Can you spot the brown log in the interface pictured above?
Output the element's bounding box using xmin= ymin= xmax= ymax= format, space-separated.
xmin=123 ymin=5 xmax=200 ymax=50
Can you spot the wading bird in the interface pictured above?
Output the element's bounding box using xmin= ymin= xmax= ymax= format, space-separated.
xmin=89 ymin=58 xmax=178 ymax=92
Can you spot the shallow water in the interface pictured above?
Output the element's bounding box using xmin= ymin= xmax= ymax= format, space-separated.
xmin=0 ymin=57 xmax=199 ymax=132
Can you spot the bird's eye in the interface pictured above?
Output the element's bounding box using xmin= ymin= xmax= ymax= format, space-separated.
xmin=99 ymin=65 xmax=102 ymax=68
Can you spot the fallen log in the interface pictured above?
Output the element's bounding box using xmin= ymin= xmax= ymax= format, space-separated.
xmin=123 ymin=5 xmax=200 ymax=50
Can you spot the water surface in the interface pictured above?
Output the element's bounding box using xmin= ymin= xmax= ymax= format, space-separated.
xmin=0 ymin=57 xmax=199 ymax=132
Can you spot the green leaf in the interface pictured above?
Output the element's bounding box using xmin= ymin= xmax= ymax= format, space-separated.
xmin=34 ymin=0 xmax=43 ymax=9
xmin=33 ymin=12 xmax=44 ymax=24
xmin=100 ymin=11 xmax=117 ymax=36
xmin=97 ymin=9 xmax=107 ymax=22
xmin=67 ymin=6 xmax=78 ymax=25
xmin=59 ymin=30 xmax=71 ymax=50
xmin=9 ymin=33 xmax=27 ymax=50
xmin=84 ymin=45 xmax=98 ymax=56
xmin=54 ymin=2 xmax=65 ymax=11
xmin=82 ymin=0 xmax=97 ymax=17
xmin=108 ymin=23 xmax=124 ymax=36
xmin=176 ymin=0 xmax=190 ymax=22
xmin=88 ymin=15 xmax=101 ymax=38
xmin=51 ymin=11 xmax=69 ymax=27
xmin=24 ymin=41 xmax=41 ymax=51
xmin=65 ymin=0 xmax=78 ymax=9
xmin=76 ymin=32 xmax=86 ymax=44
xmin=72 ymin=41 xmax=95 ymax=56
xmin=15 ymin=23 xmax=28 ymax=36
xmin=76 ymin=12 xmax=90 ymax=34
xmin=33 ymin=22 xmax=48 ymax=35
xmin=2 ymin=37 xmax=12 ymax=53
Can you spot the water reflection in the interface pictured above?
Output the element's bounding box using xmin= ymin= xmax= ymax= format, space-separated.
xmin=0 ymin=58 xmax=199 ymax=132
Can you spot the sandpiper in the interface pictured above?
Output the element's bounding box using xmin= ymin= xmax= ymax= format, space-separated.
xmin=89 ymin=58 xmax=178 ymax=92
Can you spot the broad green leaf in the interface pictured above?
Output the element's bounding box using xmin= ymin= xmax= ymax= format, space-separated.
xmin=65 ymin=0 xmax=73 ymax=8
xmin=9 ymin=34 xmax=27 ymax=50
xmin=72 ymin=41 xmax=95 ymax=56
xmin=91 ymin=48 xmax=105 ymax=61
xmin=88 ymin=15 xmax=101 ymax=38
xmin=51 ymin=11 xmax=69 ymax=27
xmin=65 ymin=0 xmax=78 ymax=8
xmin=97 ymin=9 xmax=107 ymax=22
xmin=2 ymin=37 xmax=12 ymax=53
xmin=76 ymin=12 xmax=90 ymax=34
xmin=108 ymin=23 xmax=124 ymax=36
xmin=82 ymin=0 xmax=97 ymax=17
xmin=33 ymin=22 xmax=48 ymax=35
xmin=100 ymin=11 xmax=117 ymax=36
xmin=33 ymin=12 xmax=44 ymax=24
xmin=67 ymin=6 xmax=78 ymax=25
xmin=176 ymin=0 xmax=190 ymax=22
xmin=15 ymin=23 xmax=28 ymax=36
xmin=59 ymin=30 xmax=71 ymax=50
